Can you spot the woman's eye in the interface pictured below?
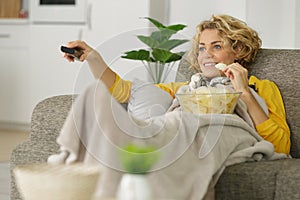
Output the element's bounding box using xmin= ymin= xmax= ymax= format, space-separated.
xmin=214 ymin=45 xmax=222 ymax=50
xmin=199 ymin=47 xmax=206 ymax=52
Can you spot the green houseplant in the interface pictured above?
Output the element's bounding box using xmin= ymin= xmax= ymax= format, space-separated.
xmin=121 ymin=17 xmax=189 ymax=83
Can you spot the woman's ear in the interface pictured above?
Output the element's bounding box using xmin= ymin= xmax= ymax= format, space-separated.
xmin=234 ymin=44 xmax=243 ymax=53
xmin=233 ymin=44 xmax=243 ymax=60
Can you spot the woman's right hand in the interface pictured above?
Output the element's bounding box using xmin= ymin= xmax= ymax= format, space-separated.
xmin=63 ymin=40 xmax=94 ymax=62
xmin=63 ymin=40 xmax=116 ymax=87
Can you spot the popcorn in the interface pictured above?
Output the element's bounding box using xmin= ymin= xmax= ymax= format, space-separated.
xmin=215 ymin=63 xmax=227 ymax=70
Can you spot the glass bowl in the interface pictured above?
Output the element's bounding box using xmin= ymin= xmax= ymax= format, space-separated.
xmin=176 ymin=92 xmax=241 ymax=114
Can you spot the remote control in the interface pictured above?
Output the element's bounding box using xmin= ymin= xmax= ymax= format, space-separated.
xmin=60 ymin=46 xmax=83 ymax=60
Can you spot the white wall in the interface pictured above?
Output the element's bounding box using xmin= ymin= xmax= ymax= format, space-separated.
xmin=168 ymin=0 xmax=247 ymax=39
xmin=168 ymin=0 xmax=299 ymax=49
xmin=295 ymin=0 xmax=300 ymax=48
xmin=246 ymin=0 xmax=296 ymax=48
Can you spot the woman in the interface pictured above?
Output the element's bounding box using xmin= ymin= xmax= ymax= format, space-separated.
xmin=52 ymin=14 xmax=290 ymax=199
xmin=64 ymin=15 xmax=290 ymax=155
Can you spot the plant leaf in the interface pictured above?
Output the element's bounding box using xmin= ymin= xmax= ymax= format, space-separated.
xmin=150 ymin=29 xmax=177 ymax=43
xmin=157 ymin=39 xmax=189 ymax=50
xmin=121 ymin=50 xmax=151 ymax=61
xmin=152 ymin=48 xmax=183 ymax=63
xmin=121 ymin=18 xmax=188 ymax=66
xmin=137 ymin=35 xmax=160 ymax=48
xmin=143 ymin=17 xmax=166 ymax=29
xmin=166 ymin=24 xmax=187 ymax=31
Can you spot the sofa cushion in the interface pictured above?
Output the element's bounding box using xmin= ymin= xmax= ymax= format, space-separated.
xmin=215 ymin=159 xmax=289 ymax=200
xmin=274 ymin=159 xmax=300 ymax=200
xmin=127 ymin=79 xmax=173 ymax=120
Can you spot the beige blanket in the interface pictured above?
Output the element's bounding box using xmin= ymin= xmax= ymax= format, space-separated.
xmin=48 ymin=80 xmax=287 ymax=200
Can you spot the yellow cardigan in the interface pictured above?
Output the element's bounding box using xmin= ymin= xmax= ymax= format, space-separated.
xmin=109 ymin=75 xmax=291 ymax=155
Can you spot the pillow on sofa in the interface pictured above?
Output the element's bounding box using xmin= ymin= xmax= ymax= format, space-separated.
xmin=127 ymin=79 xmax=173 ymax=120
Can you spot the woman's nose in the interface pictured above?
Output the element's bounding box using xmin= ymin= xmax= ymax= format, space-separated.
xmin=201 ymin=49 xmax=213 ymax=58
xmin=207 ymin=48 xmax=214 ymax=56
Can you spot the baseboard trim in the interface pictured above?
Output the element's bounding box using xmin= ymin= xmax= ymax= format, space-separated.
xmin=0 ymin=121 xmax=30 ymax=132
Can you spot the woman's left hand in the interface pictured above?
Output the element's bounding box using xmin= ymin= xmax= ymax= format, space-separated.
xmin=223 ymin=63 xmax=269 ymax=126
xmin=223 ymin=63 xmax=250 ymax=94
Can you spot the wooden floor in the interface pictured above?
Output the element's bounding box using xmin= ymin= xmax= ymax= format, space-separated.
xmin=0 ymin=129 xmax=29 ymax=200
xmin=0 ymin=129 xmax=29 ymax=162
xmin=0 ymin=162 xmax=10 ymax=200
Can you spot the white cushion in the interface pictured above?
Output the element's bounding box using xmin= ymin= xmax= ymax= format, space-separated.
xmin=127 ymin=79 xmax=173 ymax=120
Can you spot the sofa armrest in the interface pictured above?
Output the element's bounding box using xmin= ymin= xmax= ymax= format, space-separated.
xmin=274 ymin=159 xmax=300 ymax=200
xmin=10 ymin=95 xmax=75 ymax=200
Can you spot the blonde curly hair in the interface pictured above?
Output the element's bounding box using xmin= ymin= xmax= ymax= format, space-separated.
xmin=187 ymin=14 xmax=262 ymax=72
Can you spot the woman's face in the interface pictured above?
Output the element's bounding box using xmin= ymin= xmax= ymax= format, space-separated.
xmin=197 ymin=29 xmax=237 ymax=78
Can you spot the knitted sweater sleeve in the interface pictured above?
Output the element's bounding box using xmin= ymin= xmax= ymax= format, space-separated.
xmin=108 ymin=75 xmax=188 ymax=103
xmin=249 ymin=76 xmax=291 ymax=155
xmin=108 ymin=74 xmax=132 ymax=103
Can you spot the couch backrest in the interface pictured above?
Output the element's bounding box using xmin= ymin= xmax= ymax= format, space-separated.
xmin=29 ymin=95 xmax=75 ymax=154
xmin=176 ymin=49 xmax=300 ymax=158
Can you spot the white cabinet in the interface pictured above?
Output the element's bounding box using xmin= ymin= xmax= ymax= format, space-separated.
xmin=0 ymin=23 xmax=85 ymax=125
xmin=0 ymin=24 xmax=30 ymax=123
xmin=29 ymin=24 xmax=84 ymax=115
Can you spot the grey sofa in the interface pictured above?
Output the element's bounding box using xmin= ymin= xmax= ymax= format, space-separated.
xmin=11 ymin=49 xmax=300 ymax=200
